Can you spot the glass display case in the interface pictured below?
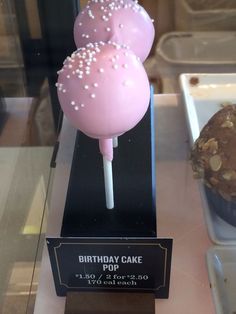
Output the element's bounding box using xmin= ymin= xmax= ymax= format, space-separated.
xmin=0 ymin=1 xmax=236 ymax=313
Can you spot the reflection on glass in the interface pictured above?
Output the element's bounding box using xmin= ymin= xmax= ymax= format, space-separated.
xmin=0 ymin=0 xmax=26 ymax=96
xmin=1 ymin=261 xmax=41 ymax=314
xmin=0 ymin=1 xmax=56 ymax=312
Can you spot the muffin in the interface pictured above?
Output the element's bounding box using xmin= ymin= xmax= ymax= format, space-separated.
xmin=191 ymin=104 xmax=236 ymax=226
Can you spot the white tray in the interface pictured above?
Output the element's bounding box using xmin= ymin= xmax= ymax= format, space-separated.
xmin=207 ymin=246 xmax=236 ymax=314
xmin=180 ymin=73 xmax=236 ymax=245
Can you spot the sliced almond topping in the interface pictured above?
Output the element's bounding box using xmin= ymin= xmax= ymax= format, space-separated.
xmin=193 ymin=172 xmax=201 ymax=179
xmin=201 ymin=138 xmax=218 ymax=153
xmin=221 ymin=120 xmax=234 ymax=128
xmin=197 ymin=138 xmax=205 ymax=149
xmin=193 ymin=166 xmax=204 ymax=179
xmin=209 ymin=155 xmax=222 ymax=172
xmin=204 ymin=181 xmax=212 ymax=188
xmin=209 ymin=140 xmax=218 ymax=154
xmin=221 ymin=102 xmax=232 ymax=108
xmin=222 ymin=170 xmax=236 ymax=181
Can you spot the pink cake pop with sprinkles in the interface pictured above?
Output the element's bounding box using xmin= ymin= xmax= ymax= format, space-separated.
xmin=74 ymin=0 xmax=155 ymax=62
xmin=57 ymin=42 xmax=150 ymax=209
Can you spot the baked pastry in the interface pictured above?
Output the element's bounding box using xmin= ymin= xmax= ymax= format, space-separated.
xmin=191 ymin=104 xmax=236 ymax=201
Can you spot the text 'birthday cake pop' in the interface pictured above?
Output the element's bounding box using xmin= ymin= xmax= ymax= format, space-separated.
xmin=74 ymin=0 xmax=155 ymax=62
xmin=57 ymin=0 xmax=155 ymax=209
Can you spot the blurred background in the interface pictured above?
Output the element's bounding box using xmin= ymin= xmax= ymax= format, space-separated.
xmin=0 ymin=0 xmax=236 ymax=313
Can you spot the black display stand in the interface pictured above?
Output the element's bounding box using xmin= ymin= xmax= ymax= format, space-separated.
xmin=47 ymin=90 xmax=172 ymax=307
xmin=60 ymin=100 xmax=156 ymax=238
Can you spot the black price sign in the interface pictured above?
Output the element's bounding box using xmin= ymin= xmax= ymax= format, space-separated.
xmin=47 ymin=238 xmax=172 ymax=298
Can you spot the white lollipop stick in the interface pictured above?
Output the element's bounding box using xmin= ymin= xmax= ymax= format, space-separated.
xmin=103 ymin=157 xmax=114 ymax=209
xmin=99 ymin=138 xmax=114 ymax=209
xmin=113 ymin=137 xmax=118 ymax=148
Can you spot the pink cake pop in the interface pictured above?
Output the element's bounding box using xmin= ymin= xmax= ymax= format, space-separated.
xmin=74 ymin=0 xmax=155 ymax=62
xmin=57 ymin=42 xmax=150 ymax=208
xmin=57 ymin=42 xmax=150 ymax=157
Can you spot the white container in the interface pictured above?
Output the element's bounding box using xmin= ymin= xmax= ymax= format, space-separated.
xmin=175 ymin=0 xmax=236 ymax=31
xmin=155 ymin=31 xmax=236 ymax=92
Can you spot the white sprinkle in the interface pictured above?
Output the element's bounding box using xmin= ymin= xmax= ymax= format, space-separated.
xmin=84 ymin=85 xmax=89 ymax=89
xmin=99 ymin=68 xmax=104 ymax=73
xmin=94 ymin=29 xmax=97 ymax=32
xmin=123 ymin=64 xmax=128 ymax=69
xmin=151 ymin=19 xmax=154 ymax=23
xmin=63 ymin=89 xmax=66 ymax=93
xmin=75 ymin=106 xmax=79 ymax=110
xmin=91 ymin=94 xmax=96 ymax=98
xmin=113 ymin=64 xmax=118 ymax=70
xmin=55 ymin=83 xmax=59 ymax=87
xmin=93 ymin=83 xmax=98 ymax=87
xmin=79 ymin=22 xmax=82 ymax=26
xmin=123 ymin=80 xmax=129 ymax=86
xmin=67 ymin=75 xmax=70 ymax=79
xmin=119 ymin=23 xmax=124 ymax=29
xmin=81 ymin=104 xmax=85 ymax=107
xmin=71 ymin=101 xmax=75 ymax=105
xmin=106 ymin=27 xmax=111 ymax=32
xmin=68 ymin=64 xmax=72 ymax=68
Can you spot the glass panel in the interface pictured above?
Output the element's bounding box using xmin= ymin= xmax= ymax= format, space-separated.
xmin=0 ymin=0 xmax=61 ymax=312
